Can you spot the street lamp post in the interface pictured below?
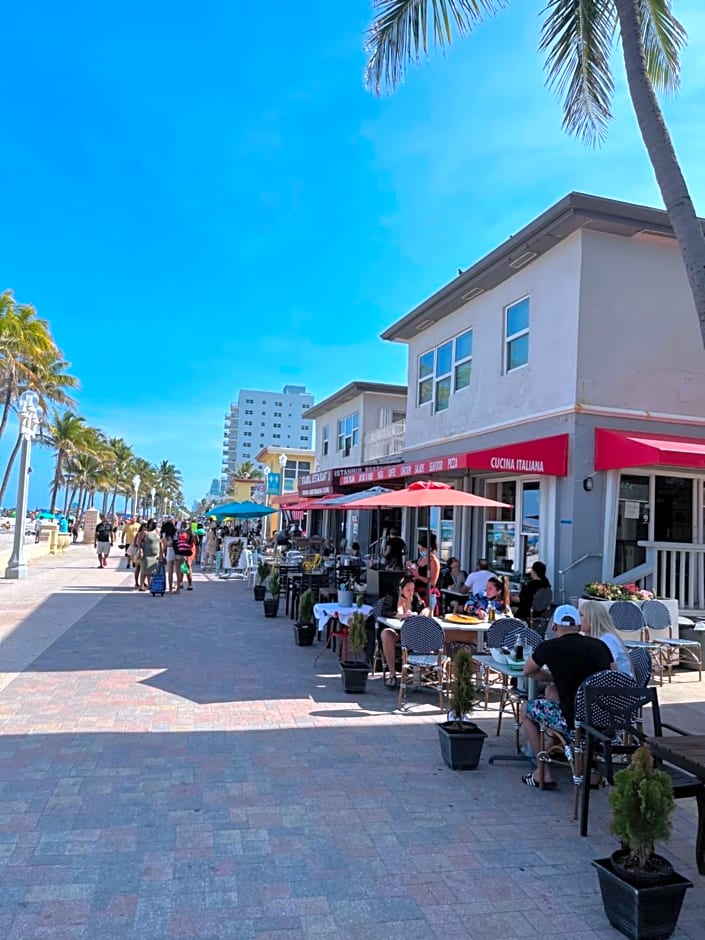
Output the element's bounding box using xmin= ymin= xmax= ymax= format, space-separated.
xmin=133 ymin=474 xmax=141 ymax=518
xmin=278 ymin=452 xmax=288 ymax=537
xmin=5 ymin=391 xmax=41 ymax=580
xmin=150 ymin=487 xmax=156 ymax=518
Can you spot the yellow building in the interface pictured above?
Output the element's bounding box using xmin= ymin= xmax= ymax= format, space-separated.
xmin=255 ymin=446 xmax=314 ymax=536
xmin=225 ymin=477 xmax=265 ymax=504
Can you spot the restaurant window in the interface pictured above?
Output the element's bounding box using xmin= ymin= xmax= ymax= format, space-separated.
xmin=614 ymin=474 xmax=650 ymax=576
xmin=504 ymin=297 xmax=530 ymax=372
xmin=322 ymin=425 xmax=329 ymax=456
xmin=337 ymin=413 xmax=359 ymax=455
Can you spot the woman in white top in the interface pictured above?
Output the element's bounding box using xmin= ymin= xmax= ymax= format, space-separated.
xmin=580 ymin=600 xmax=635 ymax=678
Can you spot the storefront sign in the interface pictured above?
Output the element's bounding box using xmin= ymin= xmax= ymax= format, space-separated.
xmin=335 ymin=435 xmax=569 ymax=485
xmin=298 ymin=469 xmax=337 ymax=496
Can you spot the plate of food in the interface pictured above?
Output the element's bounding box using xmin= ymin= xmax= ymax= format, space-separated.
xmin=444 ymin=613 xmax=481 ymax=624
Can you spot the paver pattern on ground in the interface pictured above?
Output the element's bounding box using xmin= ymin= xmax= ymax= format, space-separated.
xmin=0 ymin=546 xmax=703 ymax=938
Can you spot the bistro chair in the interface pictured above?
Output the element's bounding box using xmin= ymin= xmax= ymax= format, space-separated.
xmin=527 ymin=587 xmax=553 ymax=637
xmin=628 ymin=645 xmax=652 ymax=687
xmin=642 ymin=598 xmax=703 ymax=682
xmin=610 ymin=600 xmax=665 ymax=685
xmin=477 ymin=617 xmax=528 ymax=709
xmin=397 ymin=616 xmax=450 ymax=711
xmin=495 ymin=627 xmax=544 ymax=749
xmin=578 ymin=685 xmax=705 ymax=874
xmin=536 ymin=671 xmax=638 ymax=819
xmin=370 ymin=597 xmax=390 ymax=677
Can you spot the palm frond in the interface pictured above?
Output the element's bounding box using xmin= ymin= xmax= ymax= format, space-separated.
xmin=365 ymin=0 xmax=507 ymax=94
xmin=540 ymin=0 xmax=617 ymax=146
xmin=637 ymin=0 xmax=686 ymax=95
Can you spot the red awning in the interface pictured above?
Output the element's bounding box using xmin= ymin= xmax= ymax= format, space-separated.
xmin=595 ymin=428 xmax=705 ymax=471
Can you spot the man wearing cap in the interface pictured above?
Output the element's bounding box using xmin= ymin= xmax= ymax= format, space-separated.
xmin=520 ymin=603 xmax=616 ymax=789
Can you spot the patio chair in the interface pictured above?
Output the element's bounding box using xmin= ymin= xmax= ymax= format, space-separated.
xmin=610 ymin=600 xmax=665 ymax=685
xmin=495 ymin=627 xmax=544 ymax=748
xmin=642 ymin=599 xmax=702 ymax=682
xmin=527 ymin=587 xmax=553 ymax=637
xmin=628 ymin=645 xmax=652 ymax=687
xmin=478 ymin=617 xmax=529 ymax=709
xmin=536 ymin=670 xmax=637 ymax=819
xmin=578 ymin=685 xmax=705 ymax=874
xmin=397 ymin=616 xmax=451 ymax=711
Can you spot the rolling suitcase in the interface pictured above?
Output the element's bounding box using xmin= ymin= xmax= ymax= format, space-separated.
xmin=150 ymin=561 xmax=166 ymax=596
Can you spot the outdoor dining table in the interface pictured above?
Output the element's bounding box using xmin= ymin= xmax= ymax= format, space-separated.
xmin=474 ymin=653 xmax=539 ymax=767
xmin=313 ymin=602 xmax=374 ymax=662
xmin=377 ymin=615 xmax=491 ymax=650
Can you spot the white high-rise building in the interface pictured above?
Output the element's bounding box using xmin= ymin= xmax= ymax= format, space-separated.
xmin=222 ymin=384 xmax=314 ymax=479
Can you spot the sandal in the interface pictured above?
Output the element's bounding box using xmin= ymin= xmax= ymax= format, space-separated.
xmin=522 ymin=772 xmax=557 ymax=790
xmin=384 ymin=676 xmax=398 ymax=689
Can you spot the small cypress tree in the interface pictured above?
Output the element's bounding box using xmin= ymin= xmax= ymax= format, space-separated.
xmin=298 ymin=590 xmax=314 ymax=626
xmin=346 ymin=610 xmax=367 ymax=664
xmin=609 ymin=745 xmax=674 ymax=870
xmin=449 ymin=648 xmax=478 ymax=730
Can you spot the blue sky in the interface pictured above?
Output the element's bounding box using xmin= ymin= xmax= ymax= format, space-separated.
xmin=2 ymin=1 xmax=705 ymax=506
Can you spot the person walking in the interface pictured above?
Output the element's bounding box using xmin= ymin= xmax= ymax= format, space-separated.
xmin=94 ymin=514 xmax=114 ymax=568
xmin=138 ymin=520 xmax=162 ymax=592
xmin=173 ymin=524 xmax=195 ymax=593
xmin=122 ymin=517 xmax=140 ymax=569
xmin=160 ymin=517 xmax=177 ymax=593
xmin=132 ymin=522 xmax=147 ymax=589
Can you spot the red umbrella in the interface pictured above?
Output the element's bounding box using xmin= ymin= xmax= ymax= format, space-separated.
xmin=344 ymin=480 xmax=511 ymax=509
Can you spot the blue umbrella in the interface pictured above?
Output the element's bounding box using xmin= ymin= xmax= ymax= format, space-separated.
xmin=207 ymin=501 xmax=275 ymax=519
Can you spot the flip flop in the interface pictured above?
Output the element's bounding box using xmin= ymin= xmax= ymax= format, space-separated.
xmin=384 ymin=677 xmax=398 ymax=689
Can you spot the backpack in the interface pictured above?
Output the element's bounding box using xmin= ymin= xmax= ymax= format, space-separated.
xmin=175 ymin=531 xmax=193 ymax=556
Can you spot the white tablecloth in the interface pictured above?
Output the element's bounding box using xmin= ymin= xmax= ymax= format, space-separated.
xmin=313 ymin=603 xmax=374 ymax=634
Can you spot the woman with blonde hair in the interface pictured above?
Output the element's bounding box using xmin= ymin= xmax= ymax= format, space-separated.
xmin=580 ymin=600 xmax=635 ymax=677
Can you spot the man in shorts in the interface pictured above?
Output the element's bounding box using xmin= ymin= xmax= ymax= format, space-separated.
xmin=94 ymin=514 xmax=114 ymax=568
xmin=520 ymin=604 xmax=615 ymax=789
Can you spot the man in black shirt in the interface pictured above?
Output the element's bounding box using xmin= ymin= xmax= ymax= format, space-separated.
xmin=521 ymin=604 xmax=615 ymax=789
xmin=383 ymin=529 xmax=406 ymax=570
xmin=94 ymin=514 xmax=114 ymax=569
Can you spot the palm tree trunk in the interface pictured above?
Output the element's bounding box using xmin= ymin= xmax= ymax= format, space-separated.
xmin=0 ymin=433 xmax=22 ymax=506
xmin=0 ymin=385 xmax=13 ymax=444
xmin=49 ymin=451 xmax=64 ymax=513
xmin=615 ymin=0 xmax=705 ymax=346
xmin=68 ymin=485 xmax=78 ymax=516
xmin=108 ymin=487 xmax=118 ymax=517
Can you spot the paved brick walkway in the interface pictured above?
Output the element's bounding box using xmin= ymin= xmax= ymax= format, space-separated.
xmin=0 ymin=548 xmax=703 ymax=938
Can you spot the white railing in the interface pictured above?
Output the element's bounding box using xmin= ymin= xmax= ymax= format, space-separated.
xmin=613 ymin=541 xmax=705 ymax=612
xmin=363 ymin=419 xmax=406 ymax=462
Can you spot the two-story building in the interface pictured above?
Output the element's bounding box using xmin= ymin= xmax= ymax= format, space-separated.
xmin=376 ymin=192 xmax=705 ymax=610
xmin=301 ymin=382 xmax=407 ymax=548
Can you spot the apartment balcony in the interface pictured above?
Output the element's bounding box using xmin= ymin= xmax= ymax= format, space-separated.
xmin=363 ymin=419 xmax=406 ymax=463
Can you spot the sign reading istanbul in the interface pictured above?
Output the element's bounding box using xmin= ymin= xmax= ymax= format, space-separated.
xmin=333 ymin=435 xmax=569 ymax=486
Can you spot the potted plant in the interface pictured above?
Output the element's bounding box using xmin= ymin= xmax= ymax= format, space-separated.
xmin=293 ymin=589 xmax=317 ymax=646
xmin=437 ymin=649 xmax=487 ymax=770
xmin=263 ymin=568 xmax=280 ymax=618
xmin=254 ymin=560 xmax=270 ymax=601
xmin=592 ymin=745 xmax=692 ymax=939
xmin=584 ymin=582 xmax=655 ymax=602
xmin=339 ymin=595 xmax=368 ymax=693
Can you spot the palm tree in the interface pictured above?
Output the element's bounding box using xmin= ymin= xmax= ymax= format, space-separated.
xmin=102 ymin=438 xmax=134 ymax=517
xmin=0 ymin=353 xmax=80 ymax=507
xmin=155 ymin=460 xmax=183 ymax=514
xmin=0 ymin=291 xmax=56 ymax=442
xmin=232 ymin=461 xmax=263 ymax=480
xmin=365 ymin=1 xmax=705 ymax=346
xmin=43 ymin=411 xmax=94 ymax=512
xmin=130 ymin=457 xmax=155 ymax=516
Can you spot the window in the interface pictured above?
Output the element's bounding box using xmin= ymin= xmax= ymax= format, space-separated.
xmin=245 ymin=398 xmax=253 ymax=404
xmin=275 ymin=401 xmax=282 ymax=406
xmin=303 ymin=404 xmax=310 ymax=409
xmin=505 ymin=297 xmax=529 ymax=372
xmin=273 ymin=433 xmax=281 ymax=439
xmin=244 ymin=410 xmax=253 ymax=415
xmin=273 ymin=423 xmax=281 ymax=428
xmin=244 ymin=432 xmax=252 ymax=437
xmin=337 ymin=413 xmax=359 ymax=455
xmin=300 ymin=425 xmax=308 ymax=431
xmin=300 ymin=436 xmax=308 ymax=442
xmin=274 ymin=412 xmax=282 ymax=417
xmin=244 ymin=420 xmax=252 ymax=426
xmin=418 ymin=329 xmax=473 ymax=411
xmin=322 ymin=425 xmax=329 ymax=456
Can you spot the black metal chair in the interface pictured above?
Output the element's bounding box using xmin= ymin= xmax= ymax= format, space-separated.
xmin=494 ymin=626 xmax=544 ymax=748
xmin=578 ymin=685 xmax=705 ymax=874
xmin=398 ymin=615 xmax=450 ymax=710
xmin=628 ymin=645 xmax=652 ymax=687
xmin=610 ymin=600 xmax=665 ymax=685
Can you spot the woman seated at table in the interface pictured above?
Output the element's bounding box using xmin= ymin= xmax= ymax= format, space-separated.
xmin=381 ymin=575 xmax=430 ymax=689
xmin=580 ymin=600 xmax=635 ymax=677
xmin=514 ymin=561 xmax=551 ymax=619
xmin=464 ymin=575 xmax=511 ymax=619
xmin=440 ymin=557 xmax=467 ymax=591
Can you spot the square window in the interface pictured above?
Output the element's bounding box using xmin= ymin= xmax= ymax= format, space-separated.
xmin=418 ymin=378 xmax=433 ymax=406
xmin=507 ymin=334 xmax=529 ymax=372
xmin=435 ymin=377 xmax=451 ymax=412
xmin=507 ymin=298 xmax=529 ymax=335
xmin=455 ymin=330 xmax=472 ymax=361
xmin=419 ymin=351 xmax=433 ymax=379
xmin=455 ymin=360 xmax=472 ymax=391
xmin=436 ymin=341 xmax=452 ymax=377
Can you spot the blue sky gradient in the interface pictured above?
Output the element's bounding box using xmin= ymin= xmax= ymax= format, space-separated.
xmin=2 ymin=1 xmax=704 ymax=505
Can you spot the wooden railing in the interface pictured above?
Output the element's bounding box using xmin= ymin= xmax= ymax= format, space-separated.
xmin=613 ymin=541 xmax=705 ymax=612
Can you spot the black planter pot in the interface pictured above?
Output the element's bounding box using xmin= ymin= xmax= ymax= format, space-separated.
xmin=437 ymin=721 xmax=487 ymax=770
xmin=263 ymin=598 xmax=279 ymax=618
xmin=254 ymin=585 xmax=266 ymax=601
xmin=593 ymin=856 xmax=692 ymax=939
xmin=340 ymin=661 xmax=368 ymax=694
xmin=293 ymin=624 xmax=316 ymax=646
